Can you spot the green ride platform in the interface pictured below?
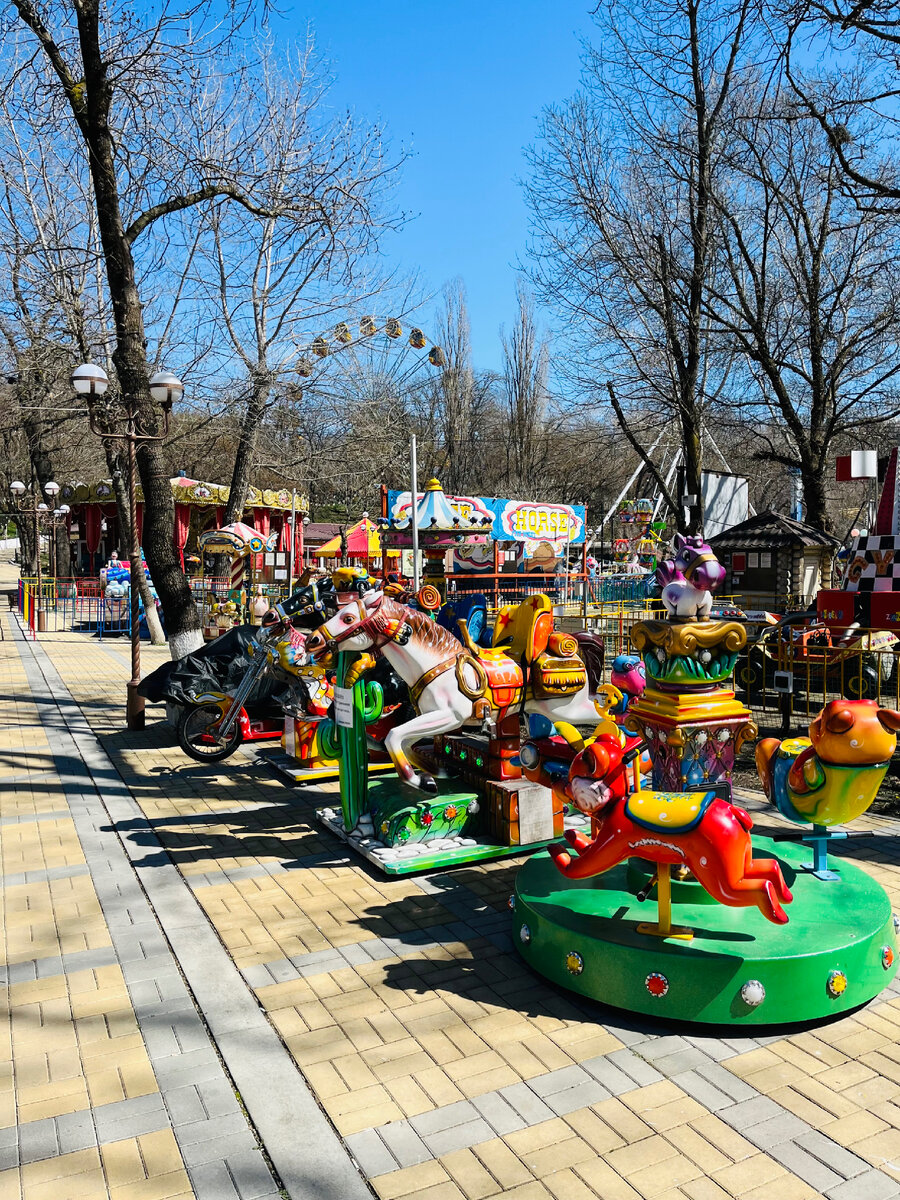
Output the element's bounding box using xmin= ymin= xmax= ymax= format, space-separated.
xmin=513 ymin=835 xmax=898 ymax=1025
xmin=318 ymin=777 xmax=591 ymax=877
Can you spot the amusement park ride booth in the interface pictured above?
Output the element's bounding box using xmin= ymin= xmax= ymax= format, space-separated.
xmin=60 ymin=476 xmax=309 ymax=577
xmin=381 ymin=482 xmax=588 ymax=603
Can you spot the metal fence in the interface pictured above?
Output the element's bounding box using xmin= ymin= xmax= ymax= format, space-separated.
xmin=446 ymin=571 xmax=654 ymax=613
xmin=732 ymin=624 xmax=900 ymax=726
xmin=17 ymin=578 xmax=155 ymax=639
xmin=17 ymin=574 xmax=900 ymax=729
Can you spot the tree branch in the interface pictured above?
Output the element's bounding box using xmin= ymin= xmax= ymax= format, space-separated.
xmin=605 ymin=381 xmax=681 ymax=515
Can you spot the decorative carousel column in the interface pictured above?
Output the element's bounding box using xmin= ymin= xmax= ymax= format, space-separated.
xmin=624 ymin=536 xmax=757 ymax=798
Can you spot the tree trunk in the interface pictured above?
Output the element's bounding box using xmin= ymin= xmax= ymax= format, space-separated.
xmin=801 ymin=460 xmax=830 ymax=531
xmin=72 ymin=15 xmax=201 ymax=658
xmin=681 ymin=419 xmax=704 ymax=535
xmin=108 ymin=447 xmax=166 ymax=645
xmin=209 ymin=377 xmax=269 ymax=582
xmin=223 ymin=377 xmax=269 ymax=525
xmin=15 ymin=514 xmax=37 ymax=574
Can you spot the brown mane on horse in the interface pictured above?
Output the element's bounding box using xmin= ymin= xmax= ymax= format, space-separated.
xmin=379 ymin=594 xmax=463 ymax=656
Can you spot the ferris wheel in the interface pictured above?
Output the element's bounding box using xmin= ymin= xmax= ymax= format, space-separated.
xmin=292 ymin=315 xmax=446 ymax=403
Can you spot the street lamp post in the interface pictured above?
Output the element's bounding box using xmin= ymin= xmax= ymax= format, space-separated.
xmin=46 ymin=500 xmax=69 ymax=579
xmin=10 ymin=479 xmax=60 ymax=633
xmin=72 ymin=363 xmax=182 ymax=731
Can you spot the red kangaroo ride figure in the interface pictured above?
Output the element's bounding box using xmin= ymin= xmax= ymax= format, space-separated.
xmin=543 ymin=733 xmax=794 ymax=925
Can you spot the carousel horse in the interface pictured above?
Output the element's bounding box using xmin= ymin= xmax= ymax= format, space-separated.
xmin=305 ymin=590 xmax=602 ymax=791
xmin=657 ymin=533 xmax=726 ymax=622
xmin=756 ymin=699 xmax=900 ymax=828
xmin=526 ymin=729 xmax=793 ymax=925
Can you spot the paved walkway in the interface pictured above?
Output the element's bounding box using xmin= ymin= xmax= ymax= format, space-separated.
xmin=5 ymin=581 xmax=900 ymax=1199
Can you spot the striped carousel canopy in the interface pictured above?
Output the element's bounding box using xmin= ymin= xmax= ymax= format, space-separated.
xmin=414 ymin=478 xmax=484 ymax=533
xmin=198 ymin=522 xmax=278 ymax=557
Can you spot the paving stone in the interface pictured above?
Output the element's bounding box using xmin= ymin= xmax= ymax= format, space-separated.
xmin=498 ymin=1082 xmax=556 ymax=1125
xmin=769 ymin=1141 xmax=843 ymax=1191
xmin=639 ymin=1035 xmax=693 ymax=1062
xmin=581 ymin=1055 xmax=641 ymax=1095
xmin=240 ymin=963 xmax=278 ymax=989
xmin=606 ymin=1048 xmax=664 ymax=1087
xmin=528 ymin=1065 xmax=593 ymax=1097
xmin=92 ymin=1093 xmax=169 ymax=1142
xmin=197 ymin=1078 xmax=243 ymax=1119
xmin=378 ymin=1120 xmax=432 ymax=1167
xmin=411 ymin=1101 xmax=480 ymax=1137
xmin=650 ymin=1047 xmax=714 ymax=1075
xmin=188 ymin=1158 xmax=242 ymax=1200
xmin=721 ymin=1037 xmax=760 ymax=1055
xmin=421 ymin=1118 xmax=494 ymax=1158
xmin=671 ymin=1069 xmax=735 ymax=1111
xmin=743 ymin=1112 xmax=812 ymax=1149
xmin=225 ymin=1148 xmax=286 ymax=1199
xmin=121 ymin=953 xmax=181 ymax=983
xmin=693 ymin=1060 xmax=759 ymax=1102
xmin=298 ymin=953 xmax=346 ymax=977
xmin=0 ymin=809 xmax=67 ymax=824
xmin=797 ymin=1130 xmax=870 ymax=1178
xmin=718 ymin=1095 xmax=786 ymax=1130
xmin=826 ymin=1171 xmax=900 ymax=1200
xmin=55 ymin=1110 xmax=98 ymax=1156
xmin=154 ymin=1048 xmax=223 ymax=1088
xmin=470 ymin=1091 xmax=528 ymax=1136
xmin=179 ymin=1128 xmax=258 ymax=1167
xmin=140 ymin=1020 xmax=183 ymax=1059
xmin=164 ymin=1084 xmax=208 ymax=1125
xmin=17 ymin=1118 xmax=59 ymax=1165
xmin=1 ymin=863 xmax=90 ymax=885
xmin=345 ymin=1129 xmax=399 ymax=1177
xmin=544 ymin=1080 xmax=610 ymax=1116
xmin=340 ymin=941 xmax=378 ymax=966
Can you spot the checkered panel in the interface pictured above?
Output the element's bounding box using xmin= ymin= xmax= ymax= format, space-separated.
xmin=843 ymin=535 xmax=900 ymax=592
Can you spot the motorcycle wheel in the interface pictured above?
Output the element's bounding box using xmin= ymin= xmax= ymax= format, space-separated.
xmin=177 ymin=704 xmax=244 ymax=762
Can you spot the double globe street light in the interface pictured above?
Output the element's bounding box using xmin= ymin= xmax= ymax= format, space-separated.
xmin=71 ymin=363 xmax=184 ymax=730
xmin=9 ymin=479 xmax=67 ymax=632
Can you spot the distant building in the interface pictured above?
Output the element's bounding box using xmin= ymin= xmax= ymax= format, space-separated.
xmin=708 ymin=512 xmax=839 ymax=609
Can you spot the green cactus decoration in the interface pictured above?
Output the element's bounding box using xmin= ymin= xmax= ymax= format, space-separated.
xmin=336 ymin=651 xmax=384 ymax=833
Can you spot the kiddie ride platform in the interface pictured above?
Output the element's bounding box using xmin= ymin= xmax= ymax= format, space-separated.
xmin=318 ymin=773 xmax=590 ymax=877
xmin=513 ymin=836 xmax=898 ymax=1025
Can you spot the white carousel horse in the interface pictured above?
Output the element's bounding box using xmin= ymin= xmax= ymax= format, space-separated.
xmin=305 ymin=590 xmax=602 ymax=792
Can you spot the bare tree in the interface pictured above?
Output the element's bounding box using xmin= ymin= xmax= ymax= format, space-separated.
xmin=200 ymin=42 xmax=404 ymax=532
xmin=526 ymin=0 xmax=756 ymax=533
xmin=777 ymin=1 xmax=900 ymax=206
xmin=424 ymin=281 xmax=495 ymax=494
xmin=709 ymin=92 xmax=900 ymax=528
xmin=500 ymin=283 xmax=551 ymax=494
xmin=5 ymin=0 xmax=337 ymax=655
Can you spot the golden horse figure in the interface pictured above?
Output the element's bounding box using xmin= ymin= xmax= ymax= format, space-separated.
xmin=305 ymin=590 xmax=602 ymax=792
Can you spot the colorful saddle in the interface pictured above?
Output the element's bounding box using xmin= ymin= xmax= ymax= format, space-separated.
xmin=624 ymin=789 xmax=715 ymax=834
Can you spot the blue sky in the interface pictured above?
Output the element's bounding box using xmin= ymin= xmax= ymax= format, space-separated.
xmin=272 ymin=1 xmax=596 ymax=371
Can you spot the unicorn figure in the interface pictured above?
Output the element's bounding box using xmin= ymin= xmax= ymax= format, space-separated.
xmin=656 ymin=534 xmax=726 ymax=622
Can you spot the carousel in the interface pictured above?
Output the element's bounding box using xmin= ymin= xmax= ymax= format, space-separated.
xmin=59 ymin=476 xmax=308 ymax=575
xmin=512 ymin=536 xmax=898 ymax=1025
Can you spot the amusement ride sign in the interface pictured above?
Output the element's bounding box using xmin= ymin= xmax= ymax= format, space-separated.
xmin=386 ymin=490 xmax=586 ymax=558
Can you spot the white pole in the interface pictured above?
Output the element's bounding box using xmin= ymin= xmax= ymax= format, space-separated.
xmin=411 ymin=434 xmax=420 ymax=592
xmin=287 ymin=489 xmax=296 ymax=592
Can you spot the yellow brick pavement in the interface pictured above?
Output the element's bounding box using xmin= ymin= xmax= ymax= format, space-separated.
xmin=11 ymin=574 xmax=900 ymax=1199
xmin=0 ymin=612 xmax=194 ymax=1200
